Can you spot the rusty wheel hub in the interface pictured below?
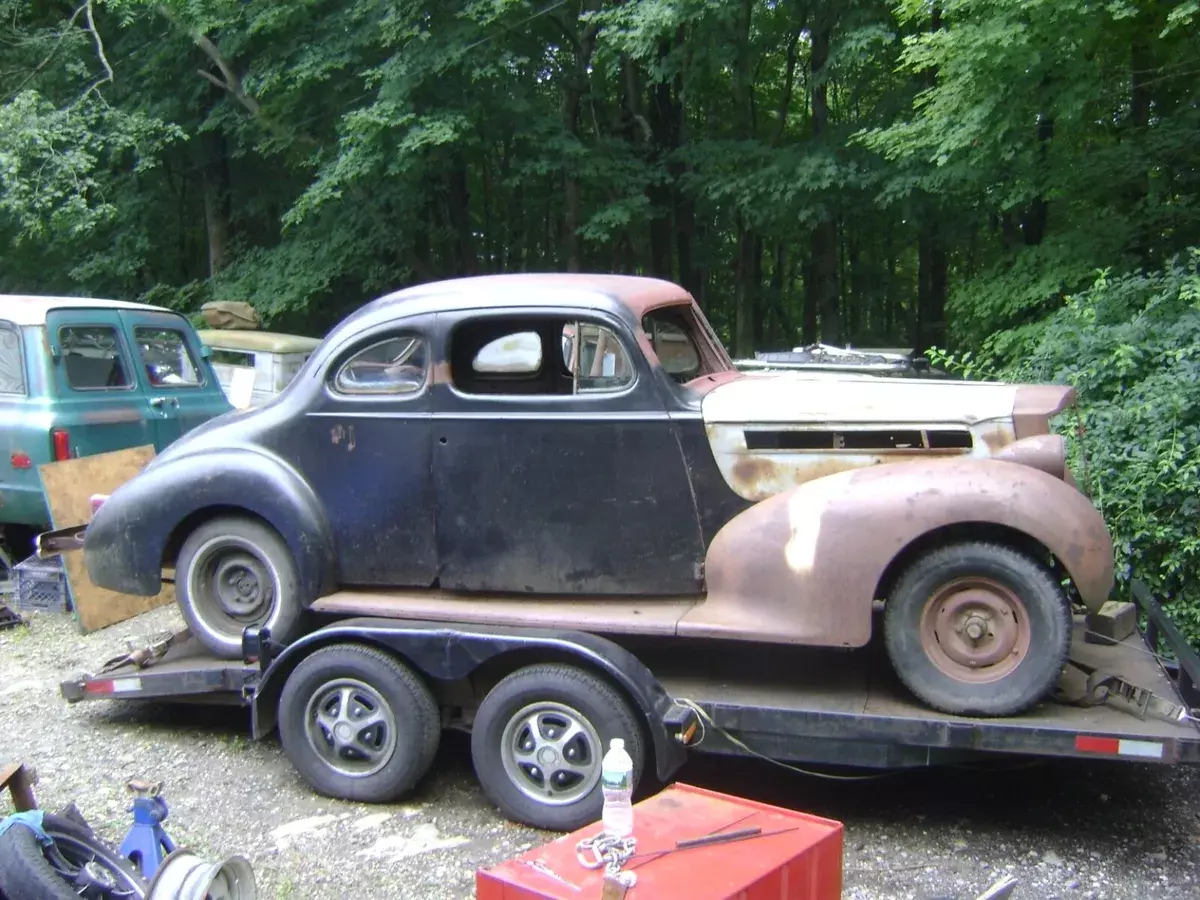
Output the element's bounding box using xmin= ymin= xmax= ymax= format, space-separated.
xmin=919 ymin=578 xmax=1031 ymax=684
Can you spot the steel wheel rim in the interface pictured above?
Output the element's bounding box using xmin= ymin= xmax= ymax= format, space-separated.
xmin=188 ymin=536 xmax=279 ymax=639
xmin=919 ymin=576 xmax=1032 ymax=684
xmin=304 ymin=678 xmax=398 ymax=777
xmin=499 ymin=701 xmax=602 ymax=806
xmin=44 ymin=830 xmax=146 ymax=899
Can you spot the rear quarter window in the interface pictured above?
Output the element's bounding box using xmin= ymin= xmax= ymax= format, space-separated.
xmin=0 ymin=320 xmax=23 ymax=394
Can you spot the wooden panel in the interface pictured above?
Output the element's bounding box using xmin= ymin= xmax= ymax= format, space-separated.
xmin=38 ymin=446 xmax=175 ymax=632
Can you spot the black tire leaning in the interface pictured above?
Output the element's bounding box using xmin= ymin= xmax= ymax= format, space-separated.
xmin=0 ymin=813 xmax=148 ymax=900
xmin=278 ymin=644 xmax=441 ymax=803
xmin=883 ymin=541 xmax=1071 ymax=717
xmin=471 ymin=664 xmax=644 ymax=832
xmin=177 ymin=515 xmax=305 ymax=659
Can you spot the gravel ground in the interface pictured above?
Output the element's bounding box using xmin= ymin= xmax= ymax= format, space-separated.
xmin=3 ymin=607 xmax=1200 ymax=900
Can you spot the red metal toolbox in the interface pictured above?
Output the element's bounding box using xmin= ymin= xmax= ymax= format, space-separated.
xmin=476 ymin=782 xmax=843 ymax=900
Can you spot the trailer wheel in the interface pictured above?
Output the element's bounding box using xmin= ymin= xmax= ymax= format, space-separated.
xmin=884 ymin=541 xmax=1071 ymax=717
xmin=278 ymin=644 xmax=440 ymax=803
xmin=471 ymin=664 xmax=644 ymax=832
xmin=177 ymin=515 xmax=304 ymax=659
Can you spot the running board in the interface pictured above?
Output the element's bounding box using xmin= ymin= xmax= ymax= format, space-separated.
xmin=312 ymin=590 xmax=700 ymax=637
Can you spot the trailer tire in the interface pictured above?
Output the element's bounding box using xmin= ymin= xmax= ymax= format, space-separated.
xmin=884 ymin=541 xmax=1071 ymax=717
xmin=471 ymin=664 xmax=644 ymax=832
xmin=0 ymin=812 xmax=148 ymax=900
xmin=278 ymin=644 xmax=440 ymax=803
xmin=177 ymin=515 xmax=304 ymax=659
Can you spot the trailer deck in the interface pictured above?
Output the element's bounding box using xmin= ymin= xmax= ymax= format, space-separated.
xmin=62 ymin=603 xmax=1200 ymax=770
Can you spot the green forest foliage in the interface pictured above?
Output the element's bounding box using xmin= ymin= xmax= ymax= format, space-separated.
xmin=2 ymin=0 xmax=1198 ymax=633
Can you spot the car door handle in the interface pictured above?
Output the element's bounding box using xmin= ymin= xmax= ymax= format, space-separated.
xmin=149 ymin=397 xmax=165 ymax=408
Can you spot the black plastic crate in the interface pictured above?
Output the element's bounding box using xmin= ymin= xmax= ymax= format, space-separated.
xmin=13 ymin=554 xmax=72 ymax=615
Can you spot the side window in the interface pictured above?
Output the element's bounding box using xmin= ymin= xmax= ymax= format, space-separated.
xmin=452 ymin=317 xmax=636 ymax=396
xmin=0 ymin=321 xmax=23 ymax=394
xmin=562 ymin=322 xmax=634 ymax=393
xmin=59 ymin=325 xmax=131 ymax=390
xmin=334 ymin=335 xmax=427 ymax=395
xmin=641 ymin=312 xmax=702 ymax=381
xmin=135 ymin=327 xmax=202 ymax=388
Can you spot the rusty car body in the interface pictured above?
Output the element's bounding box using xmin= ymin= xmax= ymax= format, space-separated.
xmin=80 ymin=274 xmax=1114 ymax=717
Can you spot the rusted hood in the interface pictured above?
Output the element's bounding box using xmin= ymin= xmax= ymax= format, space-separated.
xmin=702 ymin=372 xmax=1024 ymax=427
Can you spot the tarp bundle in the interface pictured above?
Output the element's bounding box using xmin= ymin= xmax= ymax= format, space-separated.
xmin=200 ymin=301 xmax=260 ymax=330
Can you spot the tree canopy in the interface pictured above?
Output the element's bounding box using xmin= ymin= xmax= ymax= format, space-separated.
xmin=3 ymin=0 xmax=1199 ymax=631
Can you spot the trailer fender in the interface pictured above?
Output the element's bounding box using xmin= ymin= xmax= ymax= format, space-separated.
xmin=681 ymin=456 xmax=1114 ymax=648
xmin=83 ymin=447 xmax=337 ymax=601
xmin=248 ymin=619 xmax=688 ymax=782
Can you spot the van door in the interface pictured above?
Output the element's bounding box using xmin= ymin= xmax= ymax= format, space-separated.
xmin=45 ymin=309 xmax=155 ymax=458
xmin=120 ymin=310 xmax=230 ymax=445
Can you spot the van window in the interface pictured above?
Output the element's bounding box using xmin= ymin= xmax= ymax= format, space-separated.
xmin=60 ymin=326 xmax=131 ymax=390
xmin=0 ymin=321 xmax=23 ymax=394
xmin=135 ymin=327 xmax=202 ymax=387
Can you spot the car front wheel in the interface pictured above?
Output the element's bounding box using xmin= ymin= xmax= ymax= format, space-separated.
xmin=176 ymin=515 xmax=304 ymax=659
xmin=883 ymin=541 xmax=1072 ymax=717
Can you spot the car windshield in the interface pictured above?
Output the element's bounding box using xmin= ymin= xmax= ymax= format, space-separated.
xmin=641 ymin=303 xmax=734 ymax=383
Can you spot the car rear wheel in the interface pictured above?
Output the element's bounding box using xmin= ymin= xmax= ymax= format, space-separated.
xmin=278 ymin=644 xmax=441 ymax=803
xmin=177 ymin=515 xmax=304 ymax=659
xmin=470 ymin=664 xmax=644 ymax=832
xmin=883 ymin=541 xmax=1071 ymax=717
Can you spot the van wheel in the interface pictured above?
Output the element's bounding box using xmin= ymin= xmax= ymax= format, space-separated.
xmin=884 ymin=541 xmax=1071 ymax=717
xmin=278 ymin=644 xmax=441 ymax=803
xmin=177 ymin=516 xmax=304 ymax=659
xmin=471 ymin=664 xmax=644 ymax=832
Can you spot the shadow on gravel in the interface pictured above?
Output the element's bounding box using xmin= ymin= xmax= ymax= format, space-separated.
xmin=78 ymin=699 xmax=1200 ymax=851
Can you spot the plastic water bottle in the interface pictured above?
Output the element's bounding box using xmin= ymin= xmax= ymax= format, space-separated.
xmin=600 ymin=737 xmax=634 ymax=837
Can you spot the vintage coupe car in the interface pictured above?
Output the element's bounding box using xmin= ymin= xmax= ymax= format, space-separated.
xmin=82 ymin=274 xmax=1114 ymax=718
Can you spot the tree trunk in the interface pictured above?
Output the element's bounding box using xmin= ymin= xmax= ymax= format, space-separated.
xmin=731 ymin=0 xmax=757 ymax=356
xmin=809 ymin=18 xmax=840 ymax=343
xmin=201 ymin=130 xmax=231 ymax=277
xmin=560 ymin=0 xmax=603 ymax=273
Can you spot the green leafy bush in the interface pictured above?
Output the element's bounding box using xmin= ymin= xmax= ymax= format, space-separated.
xmin=930 ymin=250 xmax=1200 ymax=644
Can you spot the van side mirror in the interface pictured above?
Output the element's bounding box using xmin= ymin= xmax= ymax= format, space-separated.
xmin=199 ymin=345 xmax=213 ymax=359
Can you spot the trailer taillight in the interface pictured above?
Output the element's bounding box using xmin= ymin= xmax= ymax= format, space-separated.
xmin=9 ymin=452 xmax=32 ymax=469
xmin=51 ymin=428 xmax=71 ymax=461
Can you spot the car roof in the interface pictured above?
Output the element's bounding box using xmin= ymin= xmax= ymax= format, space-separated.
xmin=0 ymin=294 xmax=169 ymax=327
xmin=196 ymin=329 xmax=322 ymax=354
xmin=368 ymin=273 xmax=692 ymax=320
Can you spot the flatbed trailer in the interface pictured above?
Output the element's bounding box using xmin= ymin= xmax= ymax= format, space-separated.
xmin=60 ymin=582 xmax=1200 ymax=832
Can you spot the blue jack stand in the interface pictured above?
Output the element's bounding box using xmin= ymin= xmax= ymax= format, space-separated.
xmin=118 ymin=778 xmax=176 ymax=880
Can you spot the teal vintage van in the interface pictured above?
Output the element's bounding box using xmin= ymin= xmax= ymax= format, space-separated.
xmin=0 ymin=295 xmax=232 ymax=563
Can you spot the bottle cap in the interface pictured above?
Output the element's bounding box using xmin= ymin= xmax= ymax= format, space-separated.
xmin=610 ymin=738 xmax=624 ymax=751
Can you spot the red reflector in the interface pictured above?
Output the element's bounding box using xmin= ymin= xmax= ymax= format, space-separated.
xmin=10 ymin=452 xmax=32 ymax=469
xmin=1075 ymin=735 xmax=1120 ymax=755
xmin=83 ymin=680 xmax=115 ymax=695
xmin=51 ymin=429 xmax=70 ymax=461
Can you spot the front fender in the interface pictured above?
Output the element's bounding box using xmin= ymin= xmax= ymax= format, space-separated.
xmin=681 ymin=457 xmax=1114 ymax=648
xmin=249 ymin=619 xmax=689 ymax=783
xmin=83 ymin=447 xmax=337 ymax=601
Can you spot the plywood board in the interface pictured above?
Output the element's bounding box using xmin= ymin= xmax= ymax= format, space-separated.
xmin=38 ymin=446 xmax=175 ymax=632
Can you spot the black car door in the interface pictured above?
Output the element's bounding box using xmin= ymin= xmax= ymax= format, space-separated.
xmin=430 ymin=307 xmax=705 ymax=596
xmin=291 ymin=325 xmax=438 ymax=587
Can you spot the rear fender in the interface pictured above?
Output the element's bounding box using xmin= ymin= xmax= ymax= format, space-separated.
xmin=249 ymin=619 xmax=688 ymax=782
xmin=681 ymin=457 xmax=1114 ymax=647
xmin=83 ymin=447 xmax=337 ymax=600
